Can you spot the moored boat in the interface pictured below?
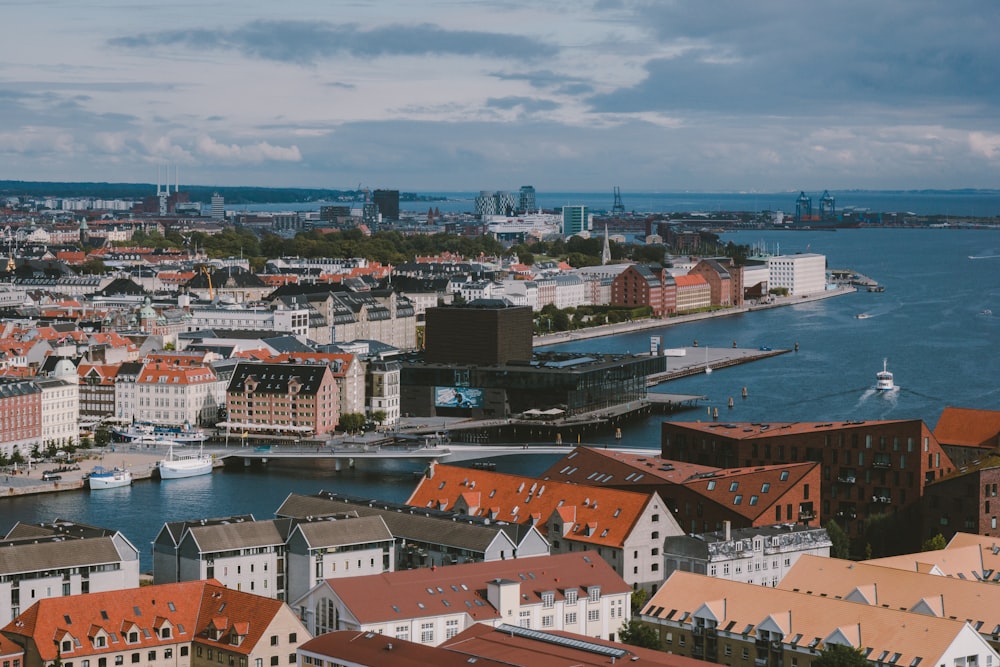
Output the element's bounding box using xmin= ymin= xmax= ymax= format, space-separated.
xmin=113 ymin=422 xmax=208 ymax=444
xmin=87 ymin=466 xmax=133 ymax=490
xmin=157 ymin=443 xmax=214 ymax=479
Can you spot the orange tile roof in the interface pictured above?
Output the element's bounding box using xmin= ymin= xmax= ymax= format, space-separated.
xmin=933 ymin=406 xmax=1000 ymax=447
xmin=138 ymin=363 xmax=216 ymax=385
xmin=407 ymin=464 xmax=659 ymax=549
xmin=2 ymin=580 xmax=291 ymax=661
xmin=674 ymin=274 xmax=708 ymax=287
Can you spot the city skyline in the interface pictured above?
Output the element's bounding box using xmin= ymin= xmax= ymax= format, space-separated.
xmin=2 ymin=1 xmax=999 ymax=192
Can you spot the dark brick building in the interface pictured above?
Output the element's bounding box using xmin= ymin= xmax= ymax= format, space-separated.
xmin=661 ymin=420 xmax=955 ymax=540
xmin=424 ymin=301 xmax=533 ymax=366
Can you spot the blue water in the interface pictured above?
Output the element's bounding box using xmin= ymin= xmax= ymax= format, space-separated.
xmin=4 ymin=227 xmax=1000 ymax=572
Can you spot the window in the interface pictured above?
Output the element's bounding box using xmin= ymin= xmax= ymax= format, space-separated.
xmin=115 ymin=658 xmax=123 ymax=666
xmin=565 ymin=590 xmax=577 ymax=605
xmin=287 ymin=633 xmax=297 ymax=644
xmin=446 ymin=619 xmax=460 ymax=639
xmin=651 ymin=514 xmax=659 ymax=522
xmin=542 ymin=615 xmax=554 ymax=628
xmin=588 ymin=609 xmax=600 ymax=622
xmin=270 ymin=657 xmax=279 ymax=666
xmin=733 ymin=495 xmax=743 ymax=505
xmin=131 ymin=654 xmax=140 ymax=664
xmin=287 ymin=655 xmax=295 ymax=664
xmin=147 ymin=652 xmax=156 ymax=662
xmin=163 ymin=649 xmax=172 ymax=660
xmin=542 ymin=592 xmax=554 ymax=608
xmin=566 ymin=612 xmax=577 ymax=624
xmin=180 ymin=648 xmax=189 ymax=658
xmin=420 ymin=623 xmax=434 ymax=644
xmin=270 ymin=636 xmax=278 ymax=647
xmin=588 ymin=586 xmax=601 ymax=602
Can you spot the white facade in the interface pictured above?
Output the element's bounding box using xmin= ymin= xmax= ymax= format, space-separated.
xmin=186 ymin=306 xmax=311 ymax=338
xmin=498 ymin=280 xmax=538 ymax=310
xmin=135 ymin=365 xmax=220 ymax=427
xmin=552 ymin=275 xmax=586 ymax=309
xmin=36 ymin=375 xmax=80 ymax=447
xmin=0 ymin=530 xmax=140 ymax=627
xmin=767 ymin=253 xmax=826 ymax=295
xmin=367 ymin=361 xmax=400 ymax=427
xmin=663 ymin=524 xmax=832 ymax=587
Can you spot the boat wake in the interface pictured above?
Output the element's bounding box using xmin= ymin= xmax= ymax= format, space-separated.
xmin=969 ymin=254 xmax=1000 ymax=260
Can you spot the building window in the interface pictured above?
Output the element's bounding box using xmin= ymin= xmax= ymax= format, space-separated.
xmin=270 ymin=636 xmax=278 ymax=647
xmin=163 ymin=649 xmax=172 ymax=660
xmin=420 ymin=623 xmax=435 ymax=644
xmin=147 ymin=652 xmax=156 ymax=662
xmin=566 ymin=612 xmax=577 ymax=624
xmin=542 ymin=615 xmax=554 ymax=628
xmin=270 ymin=657 xmax=278 ymax=666
xmin=588 ymin=609 xmax=600 ymax=622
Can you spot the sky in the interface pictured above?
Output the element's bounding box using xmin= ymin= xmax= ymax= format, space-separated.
xmin=2 ymin=1 xmax=999 ymax=193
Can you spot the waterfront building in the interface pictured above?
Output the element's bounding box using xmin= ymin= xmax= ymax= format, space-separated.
xmin=76 ymin=363 xmax=119 ymax=422
xmin=224 ymin=362 xmax=339 ymax=437
xmin=661 ymin=420 xmax=955 ymax=544
xmin=34 ymin=358 xmax=79 ymax=447
xmin=423 ymin=301 xmax=533 ymax=367
xmin=778 ymin=553 xmax=1000 ymax=652
xmin=408 ymin=463 xmax=683 ymax=591
xmin=1 ymin=579 xmax=310 ymax=667
xmin=552 ymin=274 xmax=585 ymax=309
xmin=673 ymin=274 xmax=712 ymax=313
xmin=561 ymin=205 xmax=591 ymax=236
xmin=267 ymin=352 xmax=365 ymax=420
xmin=291 ymin=551 xmax=630 ymax=643
xmin=610 ymin=264 xmax=671 ymax=316
xmin=275 ymin=491 xmax=550 ymax=574
xmin=662 ymin=523 xmax=831 ymax=586
xmin=766 ymin=253 xmax=826 ymax=295
xmin=0 ymin=520 xmax=140 ymax=628
xmin=365 ymin=358 xmax=400 ymax=426
xmin=539 ymin=447 xmax=822 ymax=533
xmin=135 ymin=362 xmax=220 ymax=428
xmin=689 ymin=258 xmax=741 ymax=307
xmin=641 ymin=571 xmax=998 ymax=667
xmin=0 ymin=379 xmax=41 ymax=458
xmin=919 ymin=449 xmax=1000 ymax=541
xmin=497 ymin=279 xmax=538 ymax=310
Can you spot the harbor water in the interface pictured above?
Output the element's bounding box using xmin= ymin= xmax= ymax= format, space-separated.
xmin=4 ymin=227 xmax=1000 ymax=572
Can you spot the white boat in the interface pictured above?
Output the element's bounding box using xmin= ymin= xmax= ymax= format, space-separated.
xmin=855 ymin=313 xmax=872 ymax=319
xmin=87 ymin=466 xmax=132 ymax=490
xmin=158 ymin=443 xmax=214 ymax=480
xmin=875 ymin=358 xmax=896 ymax=392
xmin=113 ymin=423 xmax=208 ymax=444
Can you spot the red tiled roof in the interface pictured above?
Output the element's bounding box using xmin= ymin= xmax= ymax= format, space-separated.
xmin=407 ymin=464 xmax=659 ymax=549
xmin=674 ymin=274 xmax=708 ymax=287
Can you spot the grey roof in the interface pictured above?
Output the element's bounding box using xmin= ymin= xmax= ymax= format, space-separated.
xmin=157 ymin=515 xmax=257 ymax=547
xmin=293 ymin=515 xmax=393 ymax=548
xmin=184 ymin=519 xmax=288 ymax=553
xmin=0 ymin=537 xmax=128 ymax=574
xmin=276 ymin=493 xmax=509 ymax=553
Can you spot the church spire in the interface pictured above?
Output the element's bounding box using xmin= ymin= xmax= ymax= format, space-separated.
xmin=601 ymin=225 xmax=611 ymax=265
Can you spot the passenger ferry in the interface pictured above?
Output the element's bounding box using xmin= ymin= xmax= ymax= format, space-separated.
xmin=875 ymin=359 xmax=896 ymax=392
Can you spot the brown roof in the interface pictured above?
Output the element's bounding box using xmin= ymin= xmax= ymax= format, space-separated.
xmin=325 ymin=551 xmax=628 ymax=625
xmin=443 ymin=623 xmax=708 ymax=666
xmin=301 ymin=630 xmax=510 ymax=667
xmin=933 ymin=407 xmax=1000 ymax=448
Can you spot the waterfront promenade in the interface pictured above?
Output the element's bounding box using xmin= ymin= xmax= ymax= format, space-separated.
xmin=533 ymin=285 xmax=855 ymax=346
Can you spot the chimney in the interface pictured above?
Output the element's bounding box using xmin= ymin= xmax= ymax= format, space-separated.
xmin=724 ymin=520 xmax=731 ymax=542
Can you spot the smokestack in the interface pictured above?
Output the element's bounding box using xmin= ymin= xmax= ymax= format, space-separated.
xmin=724 ymin=520 xmax=731 ymax=541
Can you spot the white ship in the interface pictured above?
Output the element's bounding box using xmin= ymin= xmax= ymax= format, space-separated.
xmin=87 ymin=466 xmax=133 ymax=490
xmin=875 ymin=358 xmax=897 ymax=392
xmin=158 ymin=443 xmax=214 ymax=479
xmin=113 ymin=422 xmax=208 ymax=444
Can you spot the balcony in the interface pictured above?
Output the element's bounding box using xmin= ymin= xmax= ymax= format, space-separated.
xmin=771 ymin=641 xmax=784 ymax=652
xmin=755 ymin=658 xmax=769 ymax=666
xmin=693 ymin=626 xmax=704 ymax=636
xmin=836 ymin=475 xmax=857 ymax=484
xmin=871 ymin=495 xmax=892 ymax=504
xmin=835 ymin=510 xmax=858 ymax=520
xmin=693 ymin=646 xmax=705 ymax=658
xmin=799 ymin=510 xmax=815 ymax=521
xmin=872 ymin=460 xmax=892 ymax=469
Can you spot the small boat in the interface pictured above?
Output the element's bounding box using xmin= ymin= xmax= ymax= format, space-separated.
xmin=157 ymin=442 xmax=213 ymax=480
xmin=875 ymin=358 xmax=896 ymax=392
xmin=87 ymin=466 xmax=133 ymax=490
xmin=981 ymin=309 xmax=993 ymax=316
xmin=855 ymin=313 xmax=872 ymax=319
xmin=113 ymin=422 xmax=208 ymax=444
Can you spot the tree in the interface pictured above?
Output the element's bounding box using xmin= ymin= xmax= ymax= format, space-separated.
xmin=813 ymin=644 xmax=868 ymax=667
xmin=921 ymin=533 xmax=947 ymax=551
xmin=630 ymin=588 xmax=649 ymax=615
xmin=618 ymin=618 xmax=662 ymax=650
xmin=339 ymin=413 xmax=366 ymax=434
xmin=371 ymin=410 xmax=387 ymax=428
xmin=825 ymin=519 xmax=850 ymax=559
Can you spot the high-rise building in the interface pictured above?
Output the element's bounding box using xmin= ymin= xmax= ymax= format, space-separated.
xmin=210 ymin=192 xmax=225 ymax=221
xmin=561 ymin=205 xmax=591 ymax=236
xmin=518 ymin=185 xmax=536 ymax=213
xmin=475 ymin=191 xmax=517 ymax=217
xmin=372 ymin=189 xmax=400 ymax=221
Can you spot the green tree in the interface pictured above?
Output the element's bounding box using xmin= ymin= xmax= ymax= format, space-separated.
xmin=618 ymin=618 xmax=662 ymax=650
xmin=921 ymin=533 xmax=947 ymax=551
xmin=825 ymin=519 xmax=850 ymax=559
xmin=339 ymin=413 xmax=366 ymax=434
xmin=813 ymin=644 xmax=868 ymax=667
xmin=371 ymin=411 xmax=387 ymax=428
xmin=630 ymin=588 xmax=649 ymax=615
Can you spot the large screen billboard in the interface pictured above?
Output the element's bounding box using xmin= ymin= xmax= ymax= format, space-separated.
xmin=434 ymin=386 xmax=484 ymax=408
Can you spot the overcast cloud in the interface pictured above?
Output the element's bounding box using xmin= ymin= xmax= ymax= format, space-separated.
xmin=1 ymin=0 xmax=998 ymax=192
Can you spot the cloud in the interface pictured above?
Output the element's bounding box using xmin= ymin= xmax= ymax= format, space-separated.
xmin=109 ymin=20 xmax=557 ymax=66
xmin=486 ymin=96 xmax=560 ymax=113
xmin=194 ymin=136 xmax=302 ymax=163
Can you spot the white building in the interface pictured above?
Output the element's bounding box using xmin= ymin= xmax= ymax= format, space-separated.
xmin=292 ymin=551 xmax=631 ymax=643
xmin=366 ymin=359 xmax=400 ymax=427
xmin=36 ymin=359 xmax=80 ymax=447
xmin=662 ymin=522 xmax=832 ymax=587
xmin=0 ymin=520 xmax=141 ymax=627
xmin=767 ymin=253 xmax=826 ymax=296
xmin=552 ymin=274 xmax=586 ymax=309
xmin=498 ymin=279 xmax=538 ymax=310
xmin=186 ymin=306 xmax=311 ymax=339
xmin=135 ymin=362 xmax=220 ymax=427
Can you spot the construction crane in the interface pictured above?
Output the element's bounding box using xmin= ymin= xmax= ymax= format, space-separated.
xmin=199 ymin=266 xmax=214 ymax=301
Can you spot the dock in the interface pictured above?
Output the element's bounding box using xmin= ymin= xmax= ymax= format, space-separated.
xmin=647 ymin=346 xmax=790 ymax=385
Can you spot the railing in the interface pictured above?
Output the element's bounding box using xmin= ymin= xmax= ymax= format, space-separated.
xmin=799 ymin=511 xmax=815 ymax=520
xmin=693 ymin=626 xmax=704 ymax=636
xmin=836 ymin=475 xmax=857 ymax=484
xmin=871 ymin=496 xmax=892 ymax=504
xmin=872 ymin=460 xmax=892 ymax=469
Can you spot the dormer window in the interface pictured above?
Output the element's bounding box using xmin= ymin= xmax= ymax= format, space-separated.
xmin=62 ymin=640 xmax=73 ymax=653
xmin=128 ymin=632 xmax=138 ymax=643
